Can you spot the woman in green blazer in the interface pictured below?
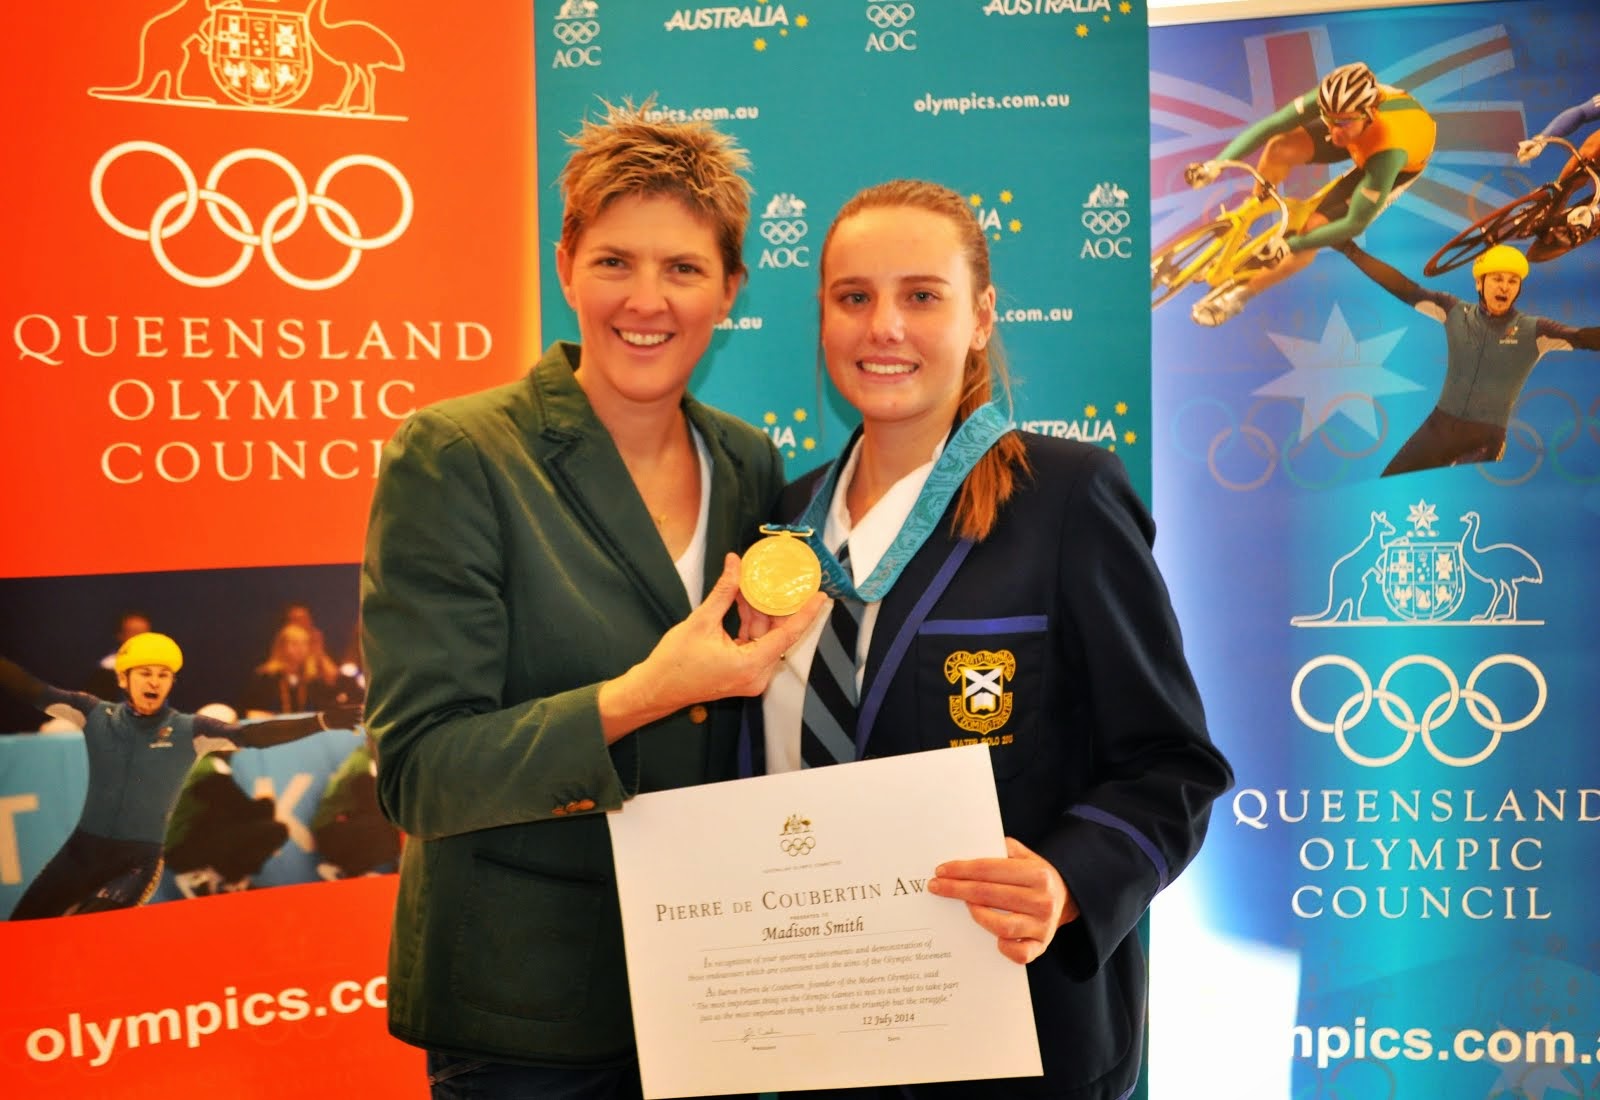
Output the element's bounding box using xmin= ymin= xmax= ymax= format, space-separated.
xmin=360 ymin=103 xmax=823 ymax=1099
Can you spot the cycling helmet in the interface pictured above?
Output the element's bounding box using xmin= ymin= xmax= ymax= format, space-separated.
xmin=115 ymin=631 xmax=184 ymax=673
xmin=1471 ymin=244 xmax=1529 ymax=281
xmin=1318 ymin=63 xmax=1380 ymax=118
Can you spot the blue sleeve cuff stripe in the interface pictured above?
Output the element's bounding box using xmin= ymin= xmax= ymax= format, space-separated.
xmin=1069 ymin=804 xmax=1170 ymax=889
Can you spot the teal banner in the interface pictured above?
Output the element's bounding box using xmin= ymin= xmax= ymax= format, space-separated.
xmin=535 ymin=0 xmax=1155 ymax=492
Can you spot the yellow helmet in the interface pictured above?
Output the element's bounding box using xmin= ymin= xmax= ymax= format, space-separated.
xmin=115 ymin=632 xmax=184 ymax=673
xmin=1472 ymin=244 xmax=1529 ymax=281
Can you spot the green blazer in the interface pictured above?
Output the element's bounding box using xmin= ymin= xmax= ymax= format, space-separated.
xmin=360 ymin=342 xmax=782 ymax=1065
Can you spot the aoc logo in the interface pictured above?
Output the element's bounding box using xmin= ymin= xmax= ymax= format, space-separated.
xmin=1291 ymin=653 xmax=1546 ymax=768
xmin=760 ymin=408 xmax=817 ymax=460
xmin=552 ymin=0 xmax=603 ymax=68
xmin=967 ymin=189 xmax=1023 ymax=244
xmin=1291 ymin=501 xmax=1544 ymax=627
xmin=91 ymin=141 xmax=414 ymax=291
xmin=944 ymin=649 xmax=1016 ymax=736
xmin=758 ymin=193 xmax=810 ymax=269
xmin=89 ymin=0 xmax=406 ymax=119
xmin=864 ymin=2 xmax=917 ymax=52
xmin=1080 ymin=181 xmax=1132 ymax=260
xmin=779 ymin=812 xmax=815 ymax=857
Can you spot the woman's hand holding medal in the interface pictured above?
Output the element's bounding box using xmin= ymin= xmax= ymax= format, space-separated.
xmin=597 ymin=551 xmax=825 ymax=742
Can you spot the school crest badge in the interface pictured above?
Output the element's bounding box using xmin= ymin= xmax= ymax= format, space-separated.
xmin=943 ymin=649 xmax=1016 ymax=735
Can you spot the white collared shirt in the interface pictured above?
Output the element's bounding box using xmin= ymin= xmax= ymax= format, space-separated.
xmin=761 ymin=436 xmax=943 ymax=773
xmin=673 ymin=425 xmax=713 ymax=607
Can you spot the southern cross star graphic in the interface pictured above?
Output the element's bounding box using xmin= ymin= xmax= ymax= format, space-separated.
xmin=1253 ymin=304 xmax=1420 ymax=439
xmin=1486 ymin=1059 xmax=1582 ymax=1100
xmin=1407 ymin=500 xmax=1439 ymax=536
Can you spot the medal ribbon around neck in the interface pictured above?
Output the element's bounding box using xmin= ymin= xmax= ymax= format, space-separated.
xmin=784 ymin=402 xmax=1011 ymax=603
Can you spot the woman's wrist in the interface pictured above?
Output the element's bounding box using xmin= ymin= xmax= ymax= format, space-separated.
xmin=597 ymin=662 xmax=678 ymax=744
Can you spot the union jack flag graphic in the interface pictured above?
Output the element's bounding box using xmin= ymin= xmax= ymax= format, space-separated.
xmin=1151 ymin=24 xmax=1529 ymax=248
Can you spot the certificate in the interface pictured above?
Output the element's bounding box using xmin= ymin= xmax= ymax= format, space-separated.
xmin=607 ymin=745 xmax=1043 ymax=1098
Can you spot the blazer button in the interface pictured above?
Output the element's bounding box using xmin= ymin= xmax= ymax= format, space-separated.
xmin=688 ymin=704 xmax=709 ymax=724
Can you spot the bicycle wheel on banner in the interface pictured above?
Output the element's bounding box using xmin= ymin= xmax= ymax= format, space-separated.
xmin=1153 ymin=221 xmax=1230 ymax=308
xmin=1424 ymin=187 xmax=1555 ymax=276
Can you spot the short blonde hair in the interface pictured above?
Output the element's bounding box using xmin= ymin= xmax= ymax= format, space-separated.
xmin=558 ymin=99 xmax=753 ymax=278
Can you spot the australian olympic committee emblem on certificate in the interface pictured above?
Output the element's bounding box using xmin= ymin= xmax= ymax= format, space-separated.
xmin=606 ymin=745 xmax=1043 ymax=1098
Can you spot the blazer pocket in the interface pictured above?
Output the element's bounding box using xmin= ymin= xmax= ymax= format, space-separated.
xmin=451 ymin=851 xmax=604 ymax=1022
xmin=914 ymin=615 xmax=1047 ymax=780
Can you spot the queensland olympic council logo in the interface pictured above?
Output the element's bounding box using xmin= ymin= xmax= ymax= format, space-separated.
xmin=552 ymin=0 xmax=603 ymax=68
xmin=1291 ymin=654 xmax=1547 ymax=768
xmin=865 ymin=2 xmax=917 ymax=51
xmin=1081 ymin=180 xmax=1132 ymax=260
xmin=91 ymin=141 xmax=413 ymax=291
xmin=779 ymin=812 xmax=815 ymax=857
xmin=758 ymin=192 xmax=810 ymax=269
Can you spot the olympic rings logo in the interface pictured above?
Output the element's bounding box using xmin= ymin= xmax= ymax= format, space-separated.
xmin=1475 ymin=387 xmax=1600 ymax=487
xmin=760 ymin=219 xmax=808 ymax=245
xmin=866 ymin=3 xmax=915 ymax=28
xmin=1170 ymin=396 xmax=1389 ymax=492
xmin=91 ymin=141 xmax=413 ymax=291
xmin=553 ymin=20 xmax=600 ymax=45
xmin=1081 ymin=209 xmax=1130 ymax=234
xmin=1291 ymin=654 xmax=1546 ymax=768
xmin=779 ymin=836 xmax=816 ymax=857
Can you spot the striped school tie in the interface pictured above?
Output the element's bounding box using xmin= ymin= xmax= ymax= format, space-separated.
xmin=800 ymin=544 xmax=864 ymax=767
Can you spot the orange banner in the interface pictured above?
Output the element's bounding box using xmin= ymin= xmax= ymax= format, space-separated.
xmin=0 ymin=876 xmax=423 ymax=1098
xmin=1 ymin=1 xmax=538 ymax=578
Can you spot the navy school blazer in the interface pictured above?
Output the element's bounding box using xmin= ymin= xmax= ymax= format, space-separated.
xmin=745 ymin=431 xmax=1233 ymax=1100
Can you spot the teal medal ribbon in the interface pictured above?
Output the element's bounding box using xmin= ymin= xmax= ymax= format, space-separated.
xmin=778 ymin=403 xmax=1011 ymax=602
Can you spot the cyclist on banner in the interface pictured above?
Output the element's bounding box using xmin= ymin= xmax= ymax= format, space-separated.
xmin=1335 ymin=240 xmax=1600 ymax=477
xmin=1184 ymin=61 xmax=1437 ymax=326
xmin=1 ymin=633 xmax=362 ymax=920
xmin=1517 ymin=92 xmax=1600 ymax=235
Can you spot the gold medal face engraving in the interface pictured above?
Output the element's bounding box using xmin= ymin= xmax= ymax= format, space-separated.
xmin=741 ymin=527 xmax=822 ymax=616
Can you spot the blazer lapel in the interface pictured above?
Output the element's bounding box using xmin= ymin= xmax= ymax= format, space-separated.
xmin=526 ymin=343 xmax=690 ymax=629
xmin=855 ymin=515 xmax=972 ymax=756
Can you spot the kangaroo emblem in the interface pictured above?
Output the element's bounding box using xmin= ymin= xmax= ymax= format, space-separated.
xmin=88 ymin=0 xmax=242 ymax=104
xmin=1291 ymin=511 xmax=1397 ymax=624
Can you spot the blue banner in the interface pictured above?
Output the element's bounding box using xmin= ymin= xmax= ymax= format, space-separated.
xmin=1149 ymin=2 xmax=1600 ymax=1096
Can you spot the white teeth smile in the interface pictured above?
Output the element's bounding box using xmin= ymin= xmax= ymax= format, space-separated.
xmin=860 ymin=360 xmax=915 ymax=375
xmin=619 ymin=330 xmax=671 ymax=347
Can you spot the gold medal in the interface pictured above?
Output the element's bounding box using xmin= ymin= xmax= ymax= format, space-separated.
xmin=741 ymin=526 xmax=823 ymax=616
